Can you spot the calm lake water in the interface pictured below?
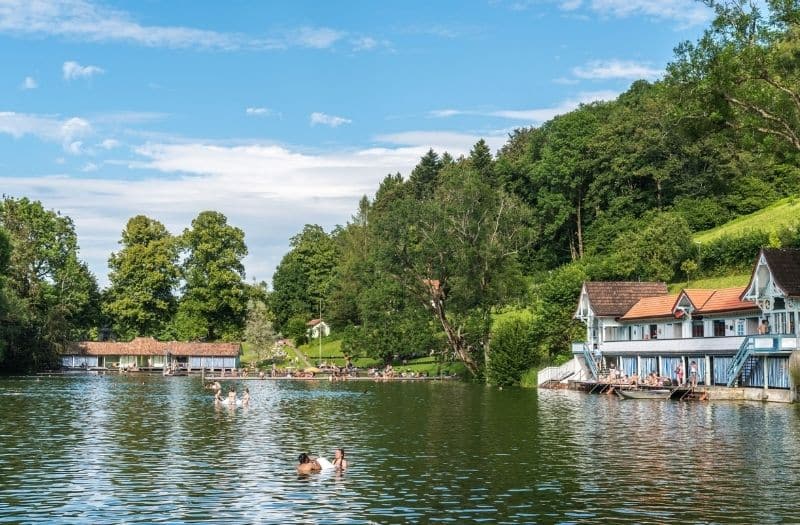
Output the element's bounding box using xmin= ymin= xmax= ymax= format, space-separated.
xmin=1 ymin=375 xmax=799 ymax=524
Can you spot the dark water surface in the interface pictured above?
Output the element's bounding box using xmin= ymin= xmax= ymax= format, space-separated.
xmin=1 ymin=376 xmax=799 ymax=524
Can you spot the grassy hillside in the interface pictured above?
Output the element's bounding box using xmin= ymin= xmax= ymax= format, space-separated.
xmin=694 ymin=196 xmax=800 ymax=244
xmin=668 ymin=273 xmax=751 ymax=293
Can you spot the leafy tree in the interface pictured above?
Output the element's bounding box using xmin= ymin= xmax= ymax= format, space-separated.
xmin=104 ymin=215 xmax=180 ymax=339
xmin=271 ymin=224 xmax=336 ymax=331
xmin=177 ymin=211 xmax=248 ymax=341
xmin=0 ymin=197 xmax=99 ymax=370
xmin=486 ymin=310 xmax=542 ymax=387
xmin=371 ymin=161 xmax=531 ymax=377
xmin=243 ymin=298 xmax=277 ymax=363
xmin=671 ymin=0 xmax=800 ymax=152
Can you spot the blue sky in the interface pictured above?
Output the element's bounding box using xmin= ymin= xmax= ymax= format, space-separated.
xmin=0 ymin=0 xmax=713 ymax=286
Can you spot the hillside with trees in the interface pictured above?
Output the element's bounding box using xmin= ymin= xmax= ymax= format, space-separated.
xmin=2 ymin=1 xmax=799 ymax=380
xmin=272 ymin=0 xmax=800 ymax=385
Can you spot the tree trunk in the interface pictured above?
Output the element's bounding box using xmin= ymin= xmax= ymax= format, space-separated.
xmin=576 ymin=192 xmax=584 ymax=260
xmin=431 ymin=299 xmax=480 ymax=376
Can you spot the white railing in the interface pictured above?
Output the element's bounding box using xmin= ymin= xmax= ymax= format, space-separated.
xmin=537 ymin=357 xmax=586 ymax=386
xmin=598 ymin=336 xmax=747 ymax=354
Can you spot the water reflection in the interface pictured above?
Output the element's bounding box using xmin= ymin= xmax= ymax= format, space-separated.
xmin=1 ymin=376 xmax=799 ymax=523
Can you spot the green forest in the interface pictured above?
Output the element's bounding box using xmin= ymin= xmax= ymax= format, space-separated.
xmin=2 ymin=1 xmax=800 ymax=382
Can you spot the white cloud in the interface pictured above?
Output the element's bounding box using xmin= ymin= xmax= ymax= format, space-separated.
xmin=81 ymin=162 xmax=98 ymax=172
xmin=0 ymin=0 xmax=346 ymax=51
xmin=99 ymin=138 xmax=120 ymax=149
xmin=20 ymin=76 xmax=37 ymax=89
xmin=291 ymin=26 xmax=345 ymax=49
xmin=498 ymin=0 xmax=712 ymax=27
xmin=310 ymin=112 xmax=352 ymax=127
xmin=63 ymin=60 xmax=104 ymax=80
xmin=0 ymin=112 xmax=92 ymax=151
xmin=573 ymin=59 xmax=661 ymax=80
xmin=246 ymin=107 xmax=272 ymax=116
xmin=428 ymin=90 xmax=619 ymax=124
xmin=0 ymin=130 xmax=503 ymax=285
xmin=570 ymin=0 xmax=711 ymax=27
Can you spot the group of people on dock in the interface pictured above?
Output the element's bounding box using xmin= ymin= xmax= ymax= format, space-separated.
xmin=601 ymin=360 xmax=700 ymax=388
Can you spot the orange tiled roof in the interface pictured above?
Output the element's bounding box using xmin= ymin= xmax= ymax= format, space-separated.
xmin=620 ymin=294 xmax=680 ymax=321
xmin=681 ymin=289 xmax=715 ymax=309
xmin=66 ymin=337 xmax=241 ymax=357
xmin=695 ymin=287 xmax=757 ymax=315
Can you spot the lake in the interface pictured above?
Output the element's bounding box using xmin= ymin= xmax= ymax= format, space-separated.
xmin=1 ymin=375 xmax=799 ymax=524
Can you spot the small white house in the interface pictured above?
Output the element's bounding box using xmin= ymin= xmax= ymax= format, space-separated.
xmin=306 ymin=319 xmax=331 ymax=339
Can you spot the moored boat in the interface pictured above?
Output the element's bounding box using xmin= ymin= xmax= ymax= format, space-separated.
xmin=617 ymin=388 xmax=672 ymax=400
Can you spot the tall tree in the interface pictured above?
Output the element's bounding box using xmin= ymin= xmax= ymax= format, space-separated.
xmin=177 ymin=211 xmax=248 ymax=341
xmin=671 ymin=0 xmax=800 ymax=151
xmin=270 ymin=224 xmax=337 ymax=331
xmin=372 ymin=162 xmax=531 ymax=377
xmin=0 ymin=197 xmax=99 ymax=370
xmin=104 ymin=215 xmax=180 ymax=339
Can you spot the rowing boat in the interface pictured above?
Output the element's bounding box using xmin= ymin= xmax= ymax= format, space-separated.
xmin=617 ymin=389 xmax=672 ymax=400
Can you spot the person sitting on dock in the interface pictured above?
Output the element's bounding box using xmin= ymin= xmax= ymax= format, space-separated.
xmin=297 ymin=453 xmax=321 ymax=475
xmin=628 ymin=372 xmax=639 ymax=386
xmin=242 ymin=387 xmax=250 ymax=407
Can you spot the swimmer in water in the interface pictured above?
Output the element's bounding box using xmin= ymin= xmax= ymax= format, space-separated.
xmin=242 ymin=387 xmax=250 ymax=407
xmin=333 ymin=448 xmax=348 ymax=471
xmin=296 ymin=453 xmax=321 ymax=475
xmin=227 ymin=386 xmax=237 ymax=405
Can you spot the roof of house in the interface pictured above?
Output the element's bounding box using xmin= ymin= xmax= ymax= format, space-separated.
xmin=306 ymin=319 xmax=326 ymax=327
xmin=620 ymin=294 xmax=680 ymax=321
xmin=762 ymin=248 xmax=800 ymax=297
xmin=66 ymin=337 xmax=241 ymax=357
xmin=582 ymin=281 xmax=669 ymax=317
xmin=694 ymin=287 xmax=757 ymax=315
xmin=680 ymin=289 xmax=715 ymax=310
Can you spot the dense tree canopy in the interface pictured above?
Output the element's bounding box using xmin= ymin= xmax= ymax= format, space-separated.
xmin=176 ymin=211 xmax=248 ymax=341
xmin=105 ymin=215 xmax=180 ymax=339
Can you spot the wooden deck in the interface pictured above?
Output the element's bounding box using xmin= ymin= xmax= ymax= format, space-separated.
xmin=569 ymin=381 xmax=708 ymax=400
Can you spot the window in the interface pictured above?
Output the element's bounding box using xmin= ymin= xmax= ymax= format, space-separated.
xmin=649 ymin=324 xmax=658 ymax=340
xmin=735 ymin=319 xmax=745 ymax=336
xmin=713 ymin=320 xmax=726 ymax=337
xmin=692 ymin=321 xmax=704 ymax=338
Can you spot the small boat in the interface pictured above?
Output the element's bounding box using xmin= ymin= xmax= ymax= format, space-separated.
xmin=617 ymin=388 xmax=672 ymax=400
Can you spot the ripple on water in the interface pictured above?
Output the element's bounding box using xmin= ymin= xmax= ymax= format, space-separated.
xmin=1 ymin=377 xmax=800 ymax=523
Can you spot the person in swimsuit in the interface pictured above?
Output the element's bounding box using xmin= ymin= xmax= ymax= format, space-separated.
xmin=242 ymin=387 xmax=250 ymax=407
xmin=227 ymin=386 xmax=237 ymax=405
xmin=297 ymin=453 xmax=321 ymax=474
xmin=213 ymin=389 xmax=223 ymax=404
xmin=333 ymin=448 xmax=348 ymax=471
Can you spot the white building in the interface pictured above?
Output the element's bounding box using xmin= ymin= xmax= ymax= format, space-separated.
xmin=306 ymin=319 xmax=331 ymax=339
xmin=542 ymin=248 xmax=800 ymax=398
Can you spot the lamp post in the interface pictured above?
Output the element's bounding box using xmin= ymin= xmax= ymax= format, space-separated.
xmin=319 ymin=298 xmax=323 ymax=366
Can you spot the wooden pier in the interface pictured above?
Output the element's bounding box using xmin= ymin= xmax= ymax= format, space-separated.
xmin=570 ymin=381 xmax=708 ymax=401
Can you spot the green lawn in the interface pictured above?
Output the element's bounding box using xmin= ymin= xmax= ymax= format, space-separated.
xmin=694 ymin=196 xmax=800 ymax=244
xmin=668 ymin=273 xmax=751 ymax=293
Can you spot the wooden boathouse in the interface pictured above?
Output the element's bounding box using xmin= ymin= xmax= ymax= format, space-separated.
xmin=62 ymin=337 xmax=241 ymax=372
xmin=539 ymin=248 xmax=800 ymax=402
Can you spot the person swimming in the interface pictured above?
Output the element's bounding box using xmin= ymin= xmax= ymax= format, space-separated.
xmin=296 ymin=453 xmax=321 ymax=474
xmin=242 ymin=387 xmax=250 ymax=407
xmin=333 ymin=448 xmax=348 ymax=471
xmin=227 ymin=386 xmax=237 ymax=405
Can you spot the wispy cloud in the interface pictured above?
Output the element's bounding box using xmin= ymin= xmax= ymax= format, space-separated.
xmin=428 ymin=90 xmax=618 ymax=124
xmin=99 ymin=138 xmax=120 ymax=149
xmin=63 ymin=60 xmax=104 ymax=80
xmin=310 ymin=112 xmax=352 ymax=127
xmin=0 ymin=0 xmax=349 ymax=51
xmin=20 ymin=76 xmax=38 ymax=89
xmin=572 ymin=59 xmax=661 ymax=80
xmin=0 ymin=111 xmax=92 ymax=152
xmin=495 ymin=0 xmax=712 ymax=27
xmin=246 ymin=107 xmax=273 ymax=117
xmin=291 ymin=26 xmax=345 ymax=49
